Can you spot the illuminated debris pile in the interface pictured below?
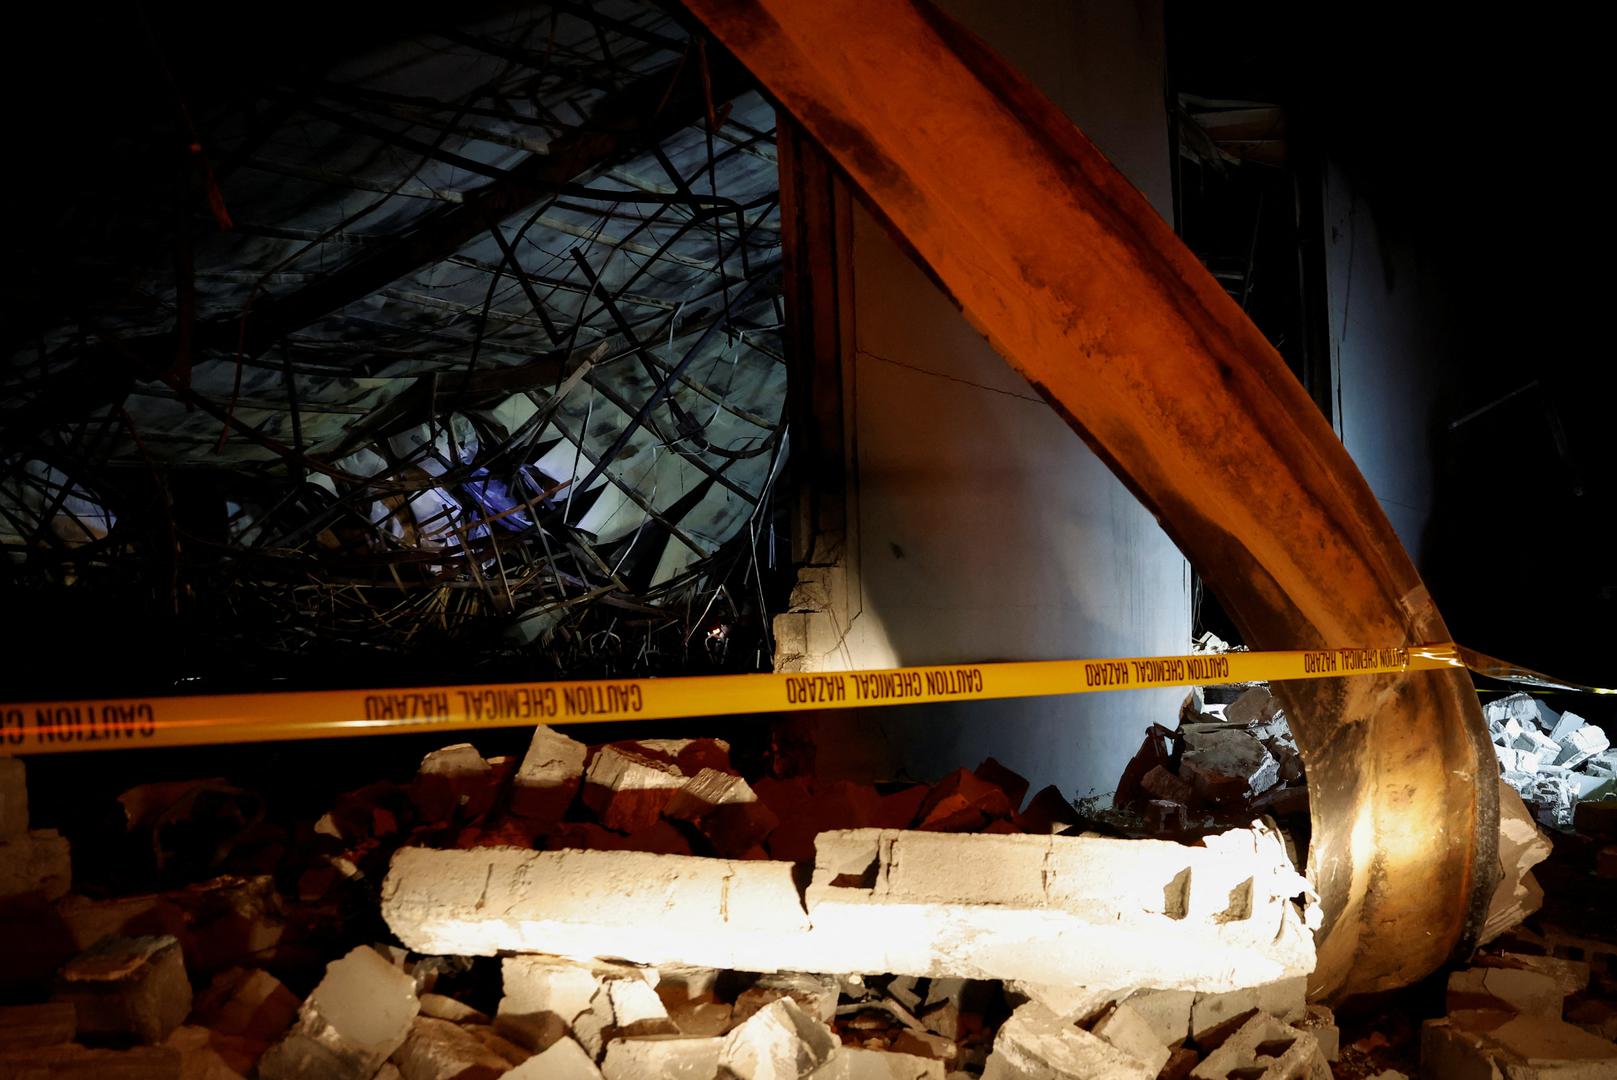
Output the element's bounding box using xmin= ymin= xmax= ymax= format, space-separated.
xmin=1 ymin=744 xmax=1334 ymax=1079
xmin=1111 ymin=684 xmax=1307 ymax=834
xmin=1485 ymin=693 xmax=1615 ymax=829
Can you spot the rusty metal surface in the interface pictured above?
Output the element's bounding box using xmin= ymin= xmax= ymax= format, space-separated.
xmin=680 ymin=0 xmax=1499 ymax=997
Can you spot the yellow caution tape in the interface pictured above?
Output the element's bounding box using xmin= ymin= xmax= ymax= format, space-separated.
xmin=0 ymin=643 xmax=1470 ymax=755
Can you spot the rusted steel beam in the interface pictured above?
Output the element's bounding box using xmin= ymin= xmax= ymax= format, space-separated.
xmin=682 ymin=0 xmax=1498 ymax=997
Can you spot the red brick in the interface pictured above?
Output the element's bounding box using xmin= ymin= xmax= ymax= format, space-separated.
xmin=974 ymin=757 xmax=1031 ymax=812
xmin=914 ymin=769 xmax=1015 ymax=832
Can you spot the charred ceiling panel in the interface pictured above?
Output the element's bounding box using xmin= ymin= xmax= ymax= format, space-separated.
xmin=1 ymin=2 xmax=785 ymax=683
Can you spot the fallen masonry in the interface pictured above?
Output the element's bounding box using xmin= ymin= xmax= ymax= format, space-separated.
xmin=381 ymin=823 xmax=1316 ymax=990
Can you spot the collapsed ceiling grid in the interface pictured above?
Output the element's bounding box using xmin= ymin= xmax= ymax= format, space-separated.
xmin=0 ymin=0 xmax=786 ymax=677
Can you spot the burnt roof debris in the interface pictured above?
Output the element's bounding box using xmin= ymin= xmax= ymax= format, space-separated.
xmin=0 ymin=1 xmax=787 ymax=691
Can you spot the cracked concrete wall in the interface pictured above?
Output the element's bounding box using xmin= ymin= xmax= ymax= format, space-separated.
xmin=774 ymin=0 xmax=1192 ymax=800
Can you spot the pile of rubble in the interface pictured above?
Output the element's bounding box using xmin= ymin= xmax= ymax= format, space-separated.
xmin=1485 ymin=693 xmax=1614 ymax=829
xmin=4 ymin=724 xmax=1333 ymax=1078
xmin=5 ymin=676 xmax=1617 ymax=1079
xmin=1112 ymin=684 xmax=1307 ymax=833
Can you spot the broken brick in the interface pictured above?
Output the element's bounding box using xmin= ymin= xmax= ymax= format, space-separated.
xmin=973 ymin=758 xmax=1030 ymax=813
xmin=914 ymin=769 xmax=1015 ymax=832
xmin=1015 ymin=786 xmax=1080 ymax=834
xmin=581 ymin=745 xmax=688 ymax=833
xmin=511 ymin=726 xmax=587 ymax=823
xmin=412 ymin=744 xmax=496 ymax=823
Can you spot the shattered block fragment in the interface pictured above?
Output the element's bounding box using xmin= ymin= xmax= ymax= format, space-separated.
xmin=412 ymin=744 xmax=495 ymax=822
xmin=1447 ymin=967 xmax=1565 ymax=1019
xmin=1223 ymin=687 xmax=1279 ymax=729
xmin=1143 ymin=799 xmax=1189 ymax=832
xmin=1091 ymin=1002 xmax=1171 ymax=1076
xmin=719 ymin=997 xmax=838 ymax=1080
xmin=505 ymin=1036 xmax=600 ymax=1079
xmin=571 ymin=975 xmax=681 ymax=1059
xmin=1481 ymin=780 xmax=1554 ymax=944
xmin=811 ymin=1047 xmax=945 ymax=1078
xmin=1294 ymin=1005 xmax=1339 ymax=1062
xmin=984 ymin=1002 xmax=1156 ymax=1080
xmin=1487 ymin=694 xmax=1555 ymax=732
xmin=1189 ymin=976 xmax=1306 ymax=1046
xmin=1422 ymin=1011 xmax=1617 ymax=1079
xmin=1002 ymin=983 xmax=1117 ymax=1026
xmin=1556 ymin=725 xmax=1609 ymax=769
xmin=1121 ymin=989 xmax=1194 ymax=1048
xmin=511 ymin=725 xmax=587 ymax=823
xmin=581 ymin=745 xmax=687 ymax=833
xmin=193 ymin=967 xmax=299 ymax=1041
xmin=914 ymin=769 xmax=1015 ymax=832
xmin=1 ymin=756 xmax=28 ymax=837
xmin=55 ymin=935 xmax=192 ymax=1045
xmin=1189 ymin=1012 xmax=1327 ymax=1080
xmin=0 ymin=829 xmax=71 ymax=901
xmin=391 ymin=1016 xmax=513 ymax=1080
xmin=1140 ymin=765 xmax=1194 ymax=806
xmin=1479 ymin=952 xmax=1590 ymax=997
xmin=1550 ymin=711 xmax=1587 ymax=745
xmin=655 ymin=965 xmax=732 ymax=1037
xmin=736 ymin=972 xmax=840 ymax=1026
xmin=0 ymin=1002 xmax=77 ymax=1050
xmin=666 ymin=770 xmax=781 ymax=857
xmin=418 ymin=992 xmax=490 ymax=1025
xmin=258 ymin=945 xmax=420 ymax=1080
xmin=496 ymin=955 xmax=623 ymax=1052
xmin=601 ymin=1036 xmax=724 ymax=1079
xmin=1181 ymin=730 xmax=1280 ymax=799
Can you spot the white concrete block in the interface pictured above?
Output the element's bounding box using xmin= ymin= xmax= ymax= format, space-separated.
xmin=1550 ymin=711 xmax=1587 ymax=745
xmin=718 ymin=997 xmax=838 ymax=1080
xmin=259 ymin=945 xmax=420 ymax=1080
xmin=985 ymin=1002 xmax=1156 ymax=1080
xmin=1190 ymin=1013 xmax=1327 ymax=1080
xmin=1091 ymin=1003 xmax=1170 ymax=1076
xmin=511 ymin=725 xmax=587 ymax=821
xmin=389 ymin=848 xmax=812 ymax=971
xmin=506 ymin=1036 xmax=601 ymax=1079
xmin=601 ymin=1036 xmax=723 ymax=1079
xmin=382 ymin=824 xmax=1315 ymax=992
xmin=1120 ymin=989 xmax=1194 ymax=1048
xmin=0 ymin=829 xmax=71 ymax=901
xmin=1556 ymin=725 xmax=1609 ymax=769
